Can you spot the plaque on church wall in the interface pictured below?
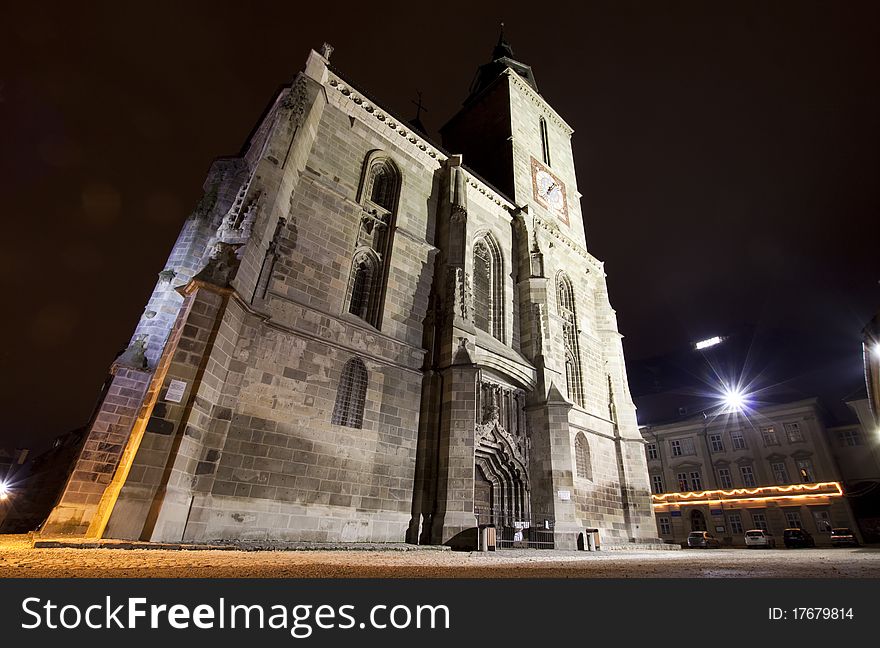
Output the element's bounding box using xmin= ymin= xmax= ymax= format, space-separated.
xmin=558 ymin=490 xmax=571 ymax=501
xmin=165 ymin=379 xmax=188 ymax=403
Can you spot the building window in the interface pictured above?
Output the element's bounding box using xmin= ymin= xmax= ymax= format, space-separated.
xmin=761 ymin=426 xmax=779 ymax=446
xmin=574 ymin=433 xmax=592 ymax=480
xmin=709 ymin=433 xmax=724 ymax=453
xmin=690 ymin=471 xmax=703 ymax=490
xmin=346 ymin=251 xmax=381 ymax=325
xmin=670 ymin=438 xmax=695 ymax=457
xmin=658 ymin=516 xmax=671 ymax=535
xmin=351 ymin=154 xmax=401 ymax=329
xmin=677 ymin=472 xmax=689 ymax=491
xmin=838 ymin=428 xmax=862 ymax=447
xmin=770 ymin=461 xmax=789 ymax=484
xmin=728 ymin=513 xmax=744 ymax=534
xmin=557 ymin=273 xmax=584 ymax=407
xmin=539 ymin=117 xmax=551 ymax=166
xmin=646 ymin=443 xmax=658 ymax=460
xmin=718 ymin=467 xmax=733 ymax=488
xmin=784 ymin=422 xmax=804 ymax=443
xmin=795 ymin=458 xmax=814 ymax=482
xmin=473 ymin=234 xmax=504 ymax=342
xmin=785 ymin=510 xmax=802 ymax=529
xmin=731 ymin=431 xmax=747 ymax=450
xmin=812 ymin=509 xmax=832 ymax=533
xmin=331 ymin=358 xmax=368 ymax=429
xmin=740 ymin=465 xmax=756 ymax=487
xmin=751 ymin=512 xmax=768 ymax=531
xmin=651 ymin=474 xmax=664 ymax=494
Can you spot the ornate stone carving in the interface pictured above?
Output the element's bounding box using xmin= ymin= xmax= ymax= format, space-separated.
xmin=157 ymin=269 xmax=176 ymax=285
xmin=115 ymin=334 xmax=148 ymax=370
xmin=529 ymin=227 xmax=545 ymax=277
xmin=319 ymin=42 xmax=334 ymax=60
xmin=474 ymin=418 xmax=529 ymax=488
xmin=532 ymin=303 xmax=544 ymax=356
xmin=283 ymin=76 xmax=309 ymax=127
xmin=217 ymin=178 xmax=261 ymax=244
xmin=193 ymin=242 xmax=242 ymax=288
xmin=447 ymin=267 xmax=471 ymax=322
xmin=450 ymin=166 xmax=467 ymax=222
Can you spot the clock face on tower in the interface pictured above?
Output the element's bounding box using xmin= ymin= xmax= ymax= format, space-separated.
xmin=530 ymin=157 xmax=569 ymax=225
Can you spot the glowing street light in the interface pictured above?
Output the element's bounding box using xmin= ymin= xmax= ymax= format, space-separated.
xmin=0 ymin=481 xmax=9 ymax=501
xmin=720 ymin=386 xmax=748 ymax=413
xmin=694 ymin=336 xmax=724 ymax=350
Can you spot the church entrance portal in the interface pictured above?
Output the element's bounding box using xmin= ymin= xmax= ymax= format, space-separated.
xmin=473 ymin=380 xmax=553 ymax=548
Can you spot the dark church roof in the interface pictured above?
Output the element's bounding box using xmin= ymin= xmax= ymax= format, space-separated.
xmin=466 ymin=28 xmax=539 ymax=104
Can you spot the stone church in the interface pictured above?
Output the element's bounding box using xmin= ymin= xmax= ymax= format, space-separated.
xmin=43 ymin=35 xmax=659 ymax=549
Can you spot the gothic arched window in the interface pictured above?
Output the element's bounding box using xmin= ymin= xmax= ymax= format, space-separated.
xmin=557 ymin=273 xmax=584 ymax=407
xmin=369 ymin=166 xmax=396 ymax=210
xmin=575 ymin=432 xmax=592 ymax=480
xmin=331 ymin=358 xmax=368 ymax=429
xmin=347 ymin=153 xmax=402 ymax=330
xmin=365 ymin=158 xmax=400 ymax=212
xmin=472 ymin=234 xmax=504 ymax=342
xmin=347 ymin=251 xmax=379 ymax=323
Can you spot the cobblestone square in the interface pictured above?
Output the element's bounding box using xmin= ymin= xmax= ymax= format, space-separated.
xmin=2 ymin=536 xmax=878 ymax=578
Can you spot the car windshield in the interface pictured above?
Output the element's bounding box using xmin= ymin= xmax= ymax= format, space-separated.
xmin=745 ymin=531 xmax=763 ymax=537
xmin=832 ymin=528 xmax=852 ymax=535
xmin=688 ymin=532 xmax=704 ymax=537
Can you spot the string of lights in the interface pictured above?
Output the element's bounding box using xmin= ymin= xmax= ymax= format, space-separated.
xmin=651 ymin=481 xmax=843 ymax=508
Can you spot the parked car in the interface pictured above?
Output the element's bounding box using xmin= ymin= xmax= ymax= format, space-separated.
xmin=687 ymin=531 xmax=721 ymax=548
xmin=744 ymin=529 xmax=776 ymax=548
xmin=783 ymin=527 xmax=815 ymax=548
xmin=830 ymin=527 xmax=860 ymax=547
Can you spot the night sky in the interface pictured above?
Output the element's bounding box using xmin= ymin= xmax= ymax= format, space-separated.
xmin=2 ymin=1 xmax=878 ymax=450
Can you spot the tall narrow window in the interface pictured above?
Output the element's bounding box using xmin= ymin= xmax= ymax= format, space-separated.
xmin=331 ymin=358 xmax=368 ymax=429
xmin=472 ymin=234 xmax=504 ymax=341
xmin=369 ymin=165 xmax=395 ymax=210
xmin=349 ymin=153 xmax=401 ymax=329
xmin=348 ymin=257 xmax=374 ymax=318
xmin=346 ymin=250 xmax=381 ymax=326
xmin=651 ymin=474 xmax=664 ymax=494
xmin=574 ymin=432 xmax=592 ymax=480
xmin=539 ymin=117 xmax=551 ymax=166
xmin=557 ymin=272 xmax=584 ymax=407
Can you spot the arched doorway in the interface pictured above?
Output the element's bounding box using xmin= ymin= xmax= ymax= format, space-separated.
xmin=690 ymin=509 xmax=707 ymax=532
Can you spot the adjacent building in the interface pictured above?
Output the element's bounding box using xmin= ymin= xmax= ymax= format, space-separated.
xmin=642 ymin=398 xmax=870 ymax=546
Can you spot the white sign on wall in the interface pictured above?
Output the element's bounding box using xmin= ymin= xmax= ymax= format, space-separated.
xmin=558 ymin=490 xmax=571 ymax=501
xmin=165 ymin=379 xmax=188 ymax=403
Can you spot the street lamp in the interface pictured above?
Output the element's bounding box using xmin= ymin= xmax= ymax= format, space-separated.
xmin=0 ymin=481 xmax=9 ymax=501
xmin=720 ymin=386 xmax=747 ymax=413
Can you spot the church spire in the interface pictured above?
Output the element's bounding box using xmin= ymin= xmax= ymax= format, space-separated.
xmin=466 ymin=24 xmax=539 ymax=104
xmin=492 ymin=22 xmax=515 ymax=60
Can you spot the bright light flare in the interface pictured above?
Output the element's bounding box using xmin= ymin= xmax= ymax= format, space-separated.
xmin=0 ymin=482 xmax=8 ymax=501
xmin=720 ymin=386 xmax=748 ymax=412
xmin=872 ymin=344 xmax=880 ymax=360
xmin=695 ymin=336 xmax=723 ymax=350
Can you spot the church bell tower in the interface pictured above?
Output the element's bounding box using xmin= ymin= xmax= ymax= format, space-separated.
xmin=431 ymin=30 xmax=659 ymax=549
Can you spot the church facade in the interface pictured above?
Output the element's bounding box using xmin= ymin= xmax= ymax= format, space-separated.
xmin=43 ymin=38 xmax=659 ymax=550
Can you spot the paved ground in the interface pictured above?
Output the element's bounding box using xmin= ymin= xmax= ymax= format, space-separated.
xmin=2 ymin=535 xmax=878 ymax=578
